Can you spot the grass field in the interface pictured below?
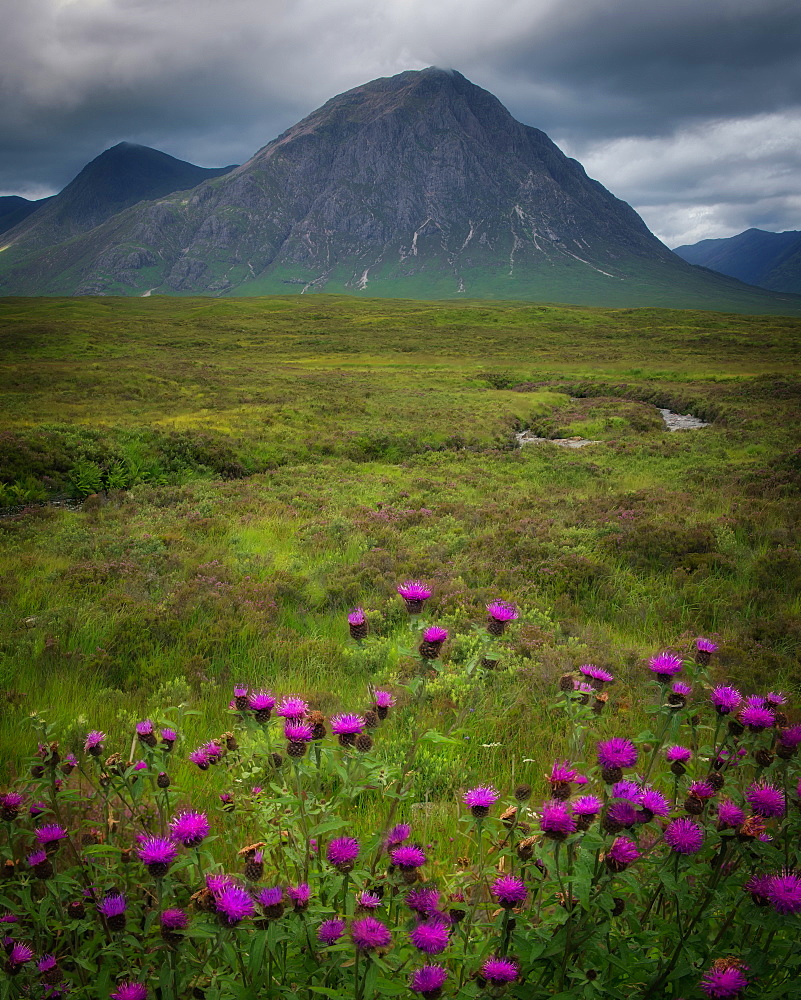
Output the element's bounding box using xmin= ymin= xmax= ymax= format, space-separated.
xmin=1 ymin=294 xmax=799 ymax=840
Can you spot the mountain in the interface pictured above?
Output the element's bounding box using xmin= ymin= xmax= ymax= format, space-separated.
xmin=673 ymin=229 xmax=801 ymax=295
xmin=0 ymin=142 xmax=236 ymax=254
xmin=0 ymin=195 xmax=50 ymax=236
xmin=1 ymin=69 xmax=800 ymax=312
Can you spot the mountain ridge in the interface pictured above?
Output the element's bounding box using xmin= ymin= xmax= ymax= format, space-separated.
xmin=673 ymin=228 xmax=801 ymax=295
xmin=1 ymin=68 xmax=800 ymax=313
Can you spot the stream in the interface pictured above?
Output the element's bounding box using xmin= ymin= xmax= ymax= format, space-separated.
xmin=517 ymin=405 xmax=710 ymax=448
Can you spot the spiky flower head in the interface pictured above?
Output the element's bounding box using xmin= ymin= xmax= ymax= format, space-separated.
xmin=639 ymin=788 xmax=671 ymax=819
xmin=492 ymin=875 xmax=527 ymax=908
xmin=739 ymin=701 xmax=774 ymax=731
xmin=318 ymin=918 xmax=346 ymax=945
xmin=138 ymin=836 xmax=177 ymax=874
xmin=710 ymin=686 xmax=741 ymax=715
xmin=98 ymin=894 xmax=127 ymax=920
xmin=0 ymin=792 xmax=24 ymax=821
xmin=487 ymin=601 xmax=518 ymax=622
xmin=374 ymin=690 xmax=395 ymax=709
xmin=777 ymin=724 xmax=801 ymax=751
xmin=697 ymin=637 xmax=718 ymax=653
xmin=611 ymin=780 xmax=640 ymax=802
xmin=664 ymin=817 xmax=704 ymax=854
xmin=276 ymin=696 xmax=308 ymax=720
xmin=481 ymin=957 xmax=519 ymax=985
xmin=572 ymin=795 xmax=603 ymax=817
xmin=390 ymin=845 xmax=426 ymax=870
xmin=248 ymin=689 xmax=275 ymax=712
xmin=357 ymin=890 xmax=382 ymax=910
xmin=330 ymin=714 xmax=365 ymax=736
xmin=648 ymin=652 xmax=683 ymax=681
xmin=671 ymin=681 xmax=692 ymax=697
xmin=548 ymin=760 xmax=578 ymax=784
xmin=410 ymin=965 xmax=448 ymax=998
xmin=409 ymin=918 xmax=449 ymax=954
xmin=286 ymin=883 xmax=311 ymax=910
xmin=765 ymin=870 xmax=801 ymax=915
xmin=84 ymin=731 xmax=106 ymax=754
xmin=215 ymin=885 xmax=254 ymax=925
xmin=284 ymin=722 xmax=314 ymax=743
xmin=699 ymin=959 xmax=748 ymax=998
xmin=716 ymin=799 xmax=745 ymax=830
xmin=110 ymin=983 xmax=147 ymax=1000
xmin=606 ymin=837 xmax=640 ymax=871
xmin=540 ymin=800 xmax=577 ymax=839
xmin=169 ymin=811 xmax=209 ymax=847
xmin=189 ymin=747 xmax=212 ymax=769
xmin=764 ymin=691 xmax=786 ymax=706
xmin=161 ymin=908 xmax=188 ymax=930
xmin=597 ymin=738 xmax=638 ymax=770
xmin=422 ymin=626 xmax=448 ymax=643
xmin=37 ymin=954 xmax=58 ymax=975
xmin=327 ymin=837 xmax=360 ymax=872
xmin=347 ymin=607 xmax=366 ymax=625
xmin=746 ymin=780 xmax=785 ymax=818
xmin=604 ymin=801 xmax=639 ymax=831
xmin=579 ymin=663 xmax=614 ymax=685
xmin=7 ymin=942 xmax=34 ymax=972
xmin=463 ymin=785 xmax=499 ymax=817
xmin=386 ymin=823 xmax=412 ymax=847
xmin=665 ymin=745 xmax=692 ymax=763
xmin=688 ymin=780 xmax=716 ymax=801
xmin=397 ymin=580 xmax=432 ymax=602
xmin=135 ymin=720 xmax=154 ymax=736
xmin=35 ymin=824 xmax=67 ymax=849
xmin=406 ymin=887 xmax=440 ymax=916
xmin=351 ymin=916 xmax=392 ymax=951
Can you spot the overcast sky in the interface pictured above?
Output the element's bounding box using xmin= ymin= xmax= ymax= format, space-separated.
xmin=2 ymin=0 xmax=799 ymax=247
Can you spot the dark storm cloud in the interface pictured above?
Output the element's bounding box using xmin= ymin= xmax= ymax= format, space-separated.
xmin=1 ymin=0 xmax=799 ymax=244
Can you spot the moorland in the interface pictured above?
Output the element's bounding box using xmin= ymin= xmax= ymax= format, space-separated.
xmin=1 ymin=293 xmax=800 ymax=840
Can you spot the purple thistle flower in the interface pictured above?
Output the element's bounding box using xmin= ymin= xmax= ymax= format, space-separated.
xmin=639 ymin=788 xmax=671 ymax=818
xmin=330 ymin=714 xmax=365 ymax=736
xmin=284 ymin=722 xmax=314 ymax=743
xmin=286 ymin=883 xmax=311 ymax=909
xmin=665 ymin=745 xmax=692 ymax=763
xmin=611 ymin=780 xmax=641 ymax=801
xmin=672 ymin=681 xmax=692 ymax=696
xmin=764 ymin=691 xmax=786 ymax=706
xmin=357 ymin=890 xmax=382 ymax=910
xmin=688 ymin=780 xmax=716 ymax=800
xmin=606 ymin=837 xmax=640 ymax=871
xmin=318 ymin=918 xmax=346 ymax=945
xmin=135 ymin=720 xmax=153 ymax=736
xmin=540 ymin=800 xmax=577 ymax=839
xmin=487 ymin=600 xmax=518 ymax=622
xmin=347 ymin=608 xmax=366 ymax=625
xmin=746 ymin=781 xmax=785 ymax=818
xmin=409 ymin=919 xmax=449 ymax=954
xmin=138 ymin=837 xmax=178 ymax=874
xmin=664 ymin=817 xmax=704 ymax=854
xmin=99 ymin=894 xmax=127 ymax=919
xmin=765 ymin=870 xmax=801 ymax=915
xmin=579 ymin=663 xmax=614 ymax=684
xmin=248 ymin=689 xmax=275 ymax=712
xmin=374 ymin=690 xmax=395 ymax=709
xmin=573 ymin=795 xmax=603 ymax=817
xmin=397 ymin=580 xmax=432 ymax=601
xmin=390 ymin=845 xmax=426 ymax=870
xmin=421 ymin=625 xmax=448 ymax=643
xmin=189 ymin=747 xmax=212 ymax=769
xmin=716 ymin=799 xmax=745 ymax=830
xmin=84 ymin=730 xmax=106 ymax=754
xmin=351 ymin=916 xmax=392 ymax=951
xmin=410 ymin=965 xmax=448 ymax=997
xmin=549 ymin=760 xmax=578 ymax=784
xmin=160 ymin=728 xmax=177 ymax=748
xmin=745 ymin=873 xmax=772 ymax=904
xmin=27 ymin=848 xmax=48 ymax=867
xmin=606 ymin=801 xmax=639 ymax=829
xmin=481 ymin=956 xmax=519 ymax=985
xmin=276 ymin=696 xmax=308 ymax=720
xmin=463 ymin=785 xmax=499 ymax=817
xmin=597 ymin=738 xmax=638 ymax=770
xmin=699 ymin=961 xmax=748 ymax=998
xmin=648 ymin=652 xmax=683 ymax=681
xmin=777 ymin=724 xmax=801 ymax=750
xmin=492 ymin=875 xmax=527 ymax=907
xmin=37 ymin=955 xmax=58 ymax=974
xmin=0 ymin=792 xmax=24 ymax=821
xmin=133 ymin=760 xmax=147 ymax=771
xmin=161 ymin=908 xmax=188 ymax=929
xmin=327 ymin=837 xmax=360 ymax=872
xmin=169 ymin=810 xmax=209 ymax=847
xmin=406 ymin=887 xmax=440 ymax=916
xmin=574 ymin=680 xmax=595 ymax=697
xmin=710 ymin=686 xmax=741 ymax=715
xmin=215 ymin=885 xmax=254 ymax=925
xmin=110 ymin=983 xmax=147 ymax=1000
xmin=386 ymin=823 xmax=411 ymax=847
xmin=7 ymin=942 xmax=34 ymax=971
xmin=206 ymin=873 xmax=235 ymax=894
xmin=35 ymin=824 xmax=67 ymax=849
xmin=256 ymin=887 xmax=283 ymax=907
xmin=739 ymin=702 xmax=774 ymax=731
xmin=697 ymin=637 xmax=718 ymax=653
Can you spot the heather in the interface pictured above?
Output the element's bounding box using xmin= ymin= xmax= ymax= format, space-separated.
xmin=0 ymin=294 xmax=800 ymax=994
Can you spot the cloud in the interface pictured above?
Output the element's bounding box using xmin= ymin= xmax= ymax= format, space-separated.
xmin=1 ymin=0 xmax=799 ymax=241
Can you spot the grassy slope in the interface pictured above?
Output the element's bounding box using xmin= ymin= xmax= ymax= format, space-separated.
xmin=1 ymin=295 xmax=799 ymax=834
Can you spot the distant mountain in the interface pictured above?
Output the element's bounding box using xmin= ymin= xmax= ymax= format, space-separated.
xmin=1 ymin=71 xmax=800 ymax=313
xmin=0 ymin=195 xmax=50 ymax=236
xmin=674 ymin=228 xmax=801 ymax=295
xmin=0 ymin=142 xmax=236 ymax=253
